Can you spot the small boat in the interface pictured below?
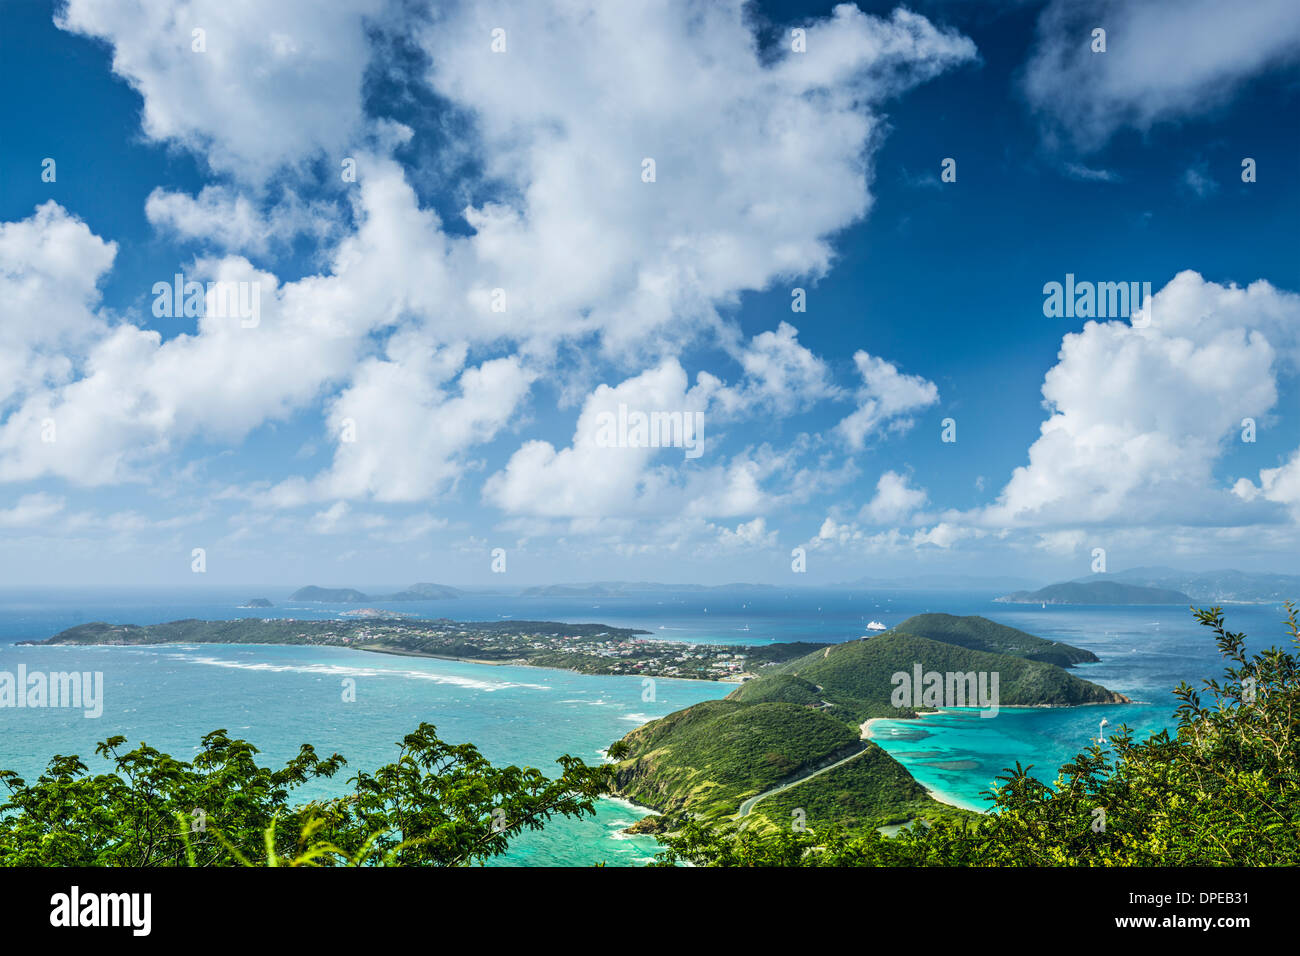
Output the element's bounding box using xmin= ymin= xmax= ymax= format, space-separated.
xmin=866 ymin=620 xmax=887 ymax=631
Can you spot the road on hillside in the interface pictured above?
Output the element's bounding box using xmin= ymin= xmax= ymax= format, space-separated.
xmin=735 ymin=743 xmax=871 ymax=819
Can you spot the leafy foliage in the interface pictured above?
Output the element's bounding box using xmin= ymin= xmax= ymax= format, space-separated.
xmin=0 ymin=723 xmax=612 ymax=867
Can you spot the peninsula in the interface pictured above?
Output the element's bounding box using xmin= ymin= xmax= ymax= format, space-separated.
xmin=22 ymin=617 xmax=823 ymax=681
xmin=610 ymin=614 xmax=1130 ymax=832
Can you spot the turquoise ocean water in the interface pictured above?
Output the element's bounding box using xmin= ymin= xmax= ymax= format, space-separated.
xmin=1 ymin=586 xmax=1292 ymax=863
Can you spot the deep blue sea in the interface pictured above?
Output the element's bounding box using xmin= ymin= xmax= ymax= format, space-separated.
xmin=1 ymin=586 xmax=1292 ymax=863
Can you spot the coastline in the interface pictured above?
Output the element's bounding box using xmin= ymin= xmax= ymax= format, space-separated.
xmin=861 ymin=711 xmax=987 ymax=813
xmin=922 ymin=784 xmax=985 ymax=813
xmin=19 ymin=638 xmax=739 ymax=684
xmin=859 ymin=711 xmax=943 ymax=740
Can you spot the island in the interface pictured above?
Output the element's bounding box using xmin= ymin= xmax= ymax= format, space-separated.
xmin=1070 ymin=567 xmax=1300 ymax=603
xmin=610 ymin=614 xmax=1130 ymax=833
xmin=289 ymin=586 xmax=369 ymax=602
xmin=239 ymin=598 xmax=273 ymax=608
xmin=289 ymin=583 xmax=462 ymax=602
xmin=518 ymin=581 xmax=779 ymax=596
xmin=996 ymin=580 xmax=1193 ymax=605
xmin=383 ymin=583 xmax=462 ymax=600
xmin=21 ymin=618 xmax=824 ymax=681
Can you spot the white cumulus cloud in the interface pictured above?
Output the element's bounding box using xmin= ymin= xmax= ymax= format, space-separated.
xmin=56 ymin=0 xmax=391 ymax=181
xmin=836 ymin=351 xmax=939 ymax=450
xmin=1024 ymin=0 xmax=1300 ymax=151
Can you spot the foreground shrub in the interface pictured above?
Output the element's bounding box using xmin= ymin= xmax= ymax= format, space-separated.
xmin=0 ymin=723 xmax=613 ymax=866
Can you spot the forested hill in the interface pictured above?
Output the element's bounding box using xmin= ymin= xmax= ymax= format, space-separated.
xmin=891 ymin=613 xmax=1098 ymax=666
xmin=612 ymin=618 xmax=1129 ymax=832
xmin=764 ymin=633 xmax=1127 ymax=722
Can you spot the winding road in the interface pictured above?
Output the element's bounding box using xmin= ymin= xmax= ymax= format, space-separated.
xmin=735 ymin=742 xmax=871 ymax=818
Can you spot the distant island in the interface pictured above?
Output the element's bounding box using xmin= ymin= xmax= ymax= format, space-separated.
xmin=289 ymin=586 xmax=369 ymax=602
xmin=239 ymin=598 xmax=273 ymax=608
xmin=835 ymin=574 xmax=1038 ymax=591
xmin=518 ymin=581 xmax=778 ymax=596
xmin=611 ymin=614 xmax=1129 ymax=834
xmin=1069 ymin=567 xmax=1300 ymax=604
xmin=996 ymin=580 xmax=1192 ymax=605
xmin=289 ymin=583 xmax=462 ymax=602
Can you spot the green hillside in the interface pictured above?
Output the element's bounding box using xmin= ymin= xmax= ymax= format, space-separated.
xmin=613 ymin=626 xmax=1129 ymax=829
xmin=891 ymin=613 xmax=1099 ymax=666
xmin=770 ymin=632 xmax=1126 ymax=723
xmin=614 ymin=700 xmax=860 ymax=817
xmin=725 ymin=673 xmax=825 ymax=706
xmin=746 ymin=743 xmax=970 ymax=832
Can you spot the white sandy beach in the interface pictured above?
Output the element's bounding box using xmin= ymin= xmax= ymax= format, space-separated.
xmin=860 ymin=710 xmax=986 ymax=813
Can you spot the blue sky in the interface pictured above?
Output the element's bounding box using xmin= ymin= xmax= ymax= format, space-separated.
xmin=1 ymin=0 xmax=1298 ymax=588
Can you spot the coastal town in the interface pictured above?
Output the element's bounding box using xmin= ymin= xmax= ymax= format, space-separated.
xmin=343 ymin=617 xmax=761 ymax=679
